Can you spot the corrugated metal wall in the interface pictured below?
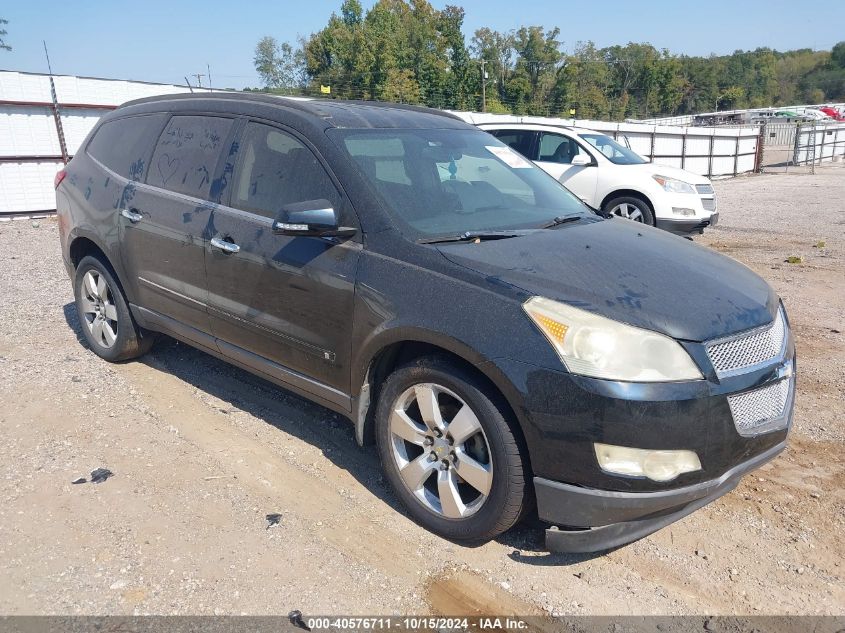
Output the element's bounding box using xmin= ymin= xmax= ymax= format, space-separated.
xmin=0 ymin=70 xmax=208 ymax=215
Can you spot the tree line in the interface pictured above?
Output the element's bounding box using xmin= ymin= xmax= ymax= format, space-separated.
xmin=252 ymin=0 xmax=845 ymax=120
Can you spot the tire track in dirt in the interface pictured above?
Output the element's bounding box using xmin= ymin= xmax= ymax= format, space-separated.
xmin=114 ymin=352 xmax=541 ymax=615
xmin=117 ymin=357 xmax=417 ymax=579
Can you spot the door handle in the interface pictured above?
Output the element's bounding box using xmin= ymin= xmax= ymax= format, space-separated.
xmin=120 ymin=208 xmax=143 ymax=223
xmin=210 ymin=236 xmax=240 ymax=254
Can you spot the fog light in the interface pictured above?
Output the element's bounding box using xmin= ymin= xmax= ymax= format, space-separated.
xmin=594 ymin=443 xmax=702 ymax=482
xmin=671 ymin=207 xmax=696 ymax=217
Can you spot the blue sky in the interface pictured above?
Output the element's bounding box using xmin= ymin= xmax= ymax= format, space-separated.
xmin=2 ymin=0 xmax=842 ymax=89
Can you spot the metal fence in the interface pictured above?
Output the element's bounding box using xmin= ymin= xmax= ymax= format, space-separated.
xmin=793 ymin=121 xmax=845 ymax=169
xmin=451 ymin=111 xmax=761 ymax=178
xmin=762 ymin=122 xmax=797 ymax=146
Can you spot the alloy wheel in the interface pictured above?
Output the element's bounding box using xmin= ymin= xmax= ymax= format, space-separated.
xmin=80 ymin=269 xmax=119 ymax=348
xmin=609 ymin=202 xmax=645 ymax=222
xmin=388 ymin=383 xmax=493 ymax=519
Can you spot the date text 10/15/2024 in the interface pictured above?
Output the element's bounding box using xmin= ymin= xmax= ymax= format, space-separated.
xmin=303 ymin=617 xmax=530 ymax=630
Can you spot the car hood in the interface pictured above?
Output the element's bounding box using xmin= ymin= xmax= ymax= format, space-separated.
xmin=627 ymin=162 xmax=712 ymax=185
xmin=436 ymin=218 xmax=777 ymax=342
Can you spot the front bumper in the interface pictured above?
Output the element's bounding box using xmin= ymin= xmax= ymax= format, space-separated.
xmin=539 ymin=440 xmax=786 ymax=553
xmin=656 ymin=212 xmax=719 ymax=235
xmin=483 ymin=322 xmax=794 ymax=552
xmin=650 ymin=187 xmax=717 ymax=234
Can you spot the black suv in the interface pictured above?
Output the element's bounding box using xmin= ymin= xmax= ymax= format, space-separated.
xmin=56 ymin=93 xmax=794 ymax=552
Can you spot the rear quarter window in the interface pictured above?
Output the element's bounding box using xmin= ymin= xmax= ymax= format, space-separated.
xmin=146 ymin=115 xmax=234 ymax=199
xmin=489 ymin=130 xmax=536 ymax=159
xmin=86 ymin=114 xmax=167 ymax=180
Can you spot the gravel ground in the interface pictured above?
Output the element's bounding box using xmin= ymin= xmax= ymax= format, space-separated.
xmin=0 ymin=165 xmax=843 ymax=616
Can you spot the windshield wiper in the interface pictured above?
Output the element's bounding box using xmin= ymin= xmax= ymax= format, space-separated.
xmin=540 ymin=215 xmax=582 ymax=229
xmin=417 ymin=230 xmax=525 ymax=244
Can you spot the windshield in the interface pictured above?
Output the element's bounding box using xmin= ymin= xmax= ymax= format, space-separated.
xmin=579 ymin=133 xmax=647 ymax=165
xmin=329 ymin=128 xmax=589 ymax=238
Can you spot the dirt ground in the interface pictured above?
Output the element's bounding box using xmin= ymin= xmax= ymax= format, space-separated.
xmin=0 ymin=166 xmax=843 ymax=617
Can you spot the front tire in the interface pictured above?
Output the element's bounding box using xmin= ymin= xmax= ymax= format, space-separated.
xmin=603 ymin=195 xmax=654 ymax=225
xmin=73 ymin=255 xmax=154 ymax=362
xmin=375 ymin=356 xmax=530 ymax=543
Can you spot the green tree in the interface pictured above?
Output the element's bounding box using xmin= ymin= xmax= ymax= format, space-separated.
xmin=438 ymin=5 xmax=473 ymax=109
xmin=511 ymin=26 xmax=562 ymax=113
xmin=254 ymin=36 xmax=304 ymax=89
xmin=470 ymin=28 xmax=514 ymax=109
xmin=807 ymin=88 xmax=825 ymax=103
xmin=831 ymin=41 xmax=845 ymax=68
xmin=259 ymin=4 xmax=845 ymax=117
xmin=718 ymin=86 xmax=746 ymax=110
xmin=0 ymin=18 xmax=10 ymax=52
xmin=341 ymin=0 xmax=363 ymax=25
xmin=554 ymin=42 xmax=612 ymax=119
xmin=380 ymin=68 xmax=421 ymax=103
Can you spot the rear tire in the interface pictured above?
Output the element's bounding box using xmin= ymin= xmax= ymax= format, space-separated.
xmin=73 ymin=255 xmax=155 ymax=362
xmin=603 ymin=195 xmax=654 ymax=225
xmin=375 ymin=355 xmax=530 ymax=543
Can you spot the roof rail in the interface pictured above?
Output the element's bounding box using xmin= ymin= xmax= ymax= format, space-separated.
xmin=118 ymin=92 xmax=463 ymax=121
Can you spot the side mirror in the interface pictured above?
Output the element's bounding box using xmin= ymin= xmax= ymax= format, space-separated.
xmin=571 ymin=154 xmax=591 ymax=167
xmin=272 ymin=199 xmax=357 ymax=238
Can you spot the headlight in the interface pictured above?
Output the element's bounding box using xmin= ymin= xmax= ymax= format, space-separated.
xmin=523 ymin=297 xmax=703 ymax=382
xmin=652 ymin=174 xmax=695 ymax=194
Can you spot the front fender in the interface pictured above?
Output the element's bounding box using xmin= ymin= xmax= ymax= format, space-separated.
xmin=345 ymin=243 xmax=563 ymax=446
xmin=352 ymin=323 xmax=493 ymax=393
xmin=350 ymin=322 xmax=532 ymax=448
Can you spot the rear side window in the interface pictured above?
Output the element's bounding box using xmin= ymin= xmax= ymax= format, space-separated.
xmin=230 ymin=122 xmax=340 ymax=218
xmin=146 ymin=115 xmax=234 ymax=199
xmin=537 ymin=132 xmax=590 ymax=165
xmin=86 ymin=114 xmax=166 ymax=180
xmin=489 ymin=130 xmax=536 ymax=159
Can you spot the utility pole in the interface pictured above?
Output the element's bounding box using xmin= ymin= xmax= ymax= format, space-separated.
xmin=478 ymin=59 xmax=487 ymax=113
xmin=192 ymin=73 xmax=205 ymax=88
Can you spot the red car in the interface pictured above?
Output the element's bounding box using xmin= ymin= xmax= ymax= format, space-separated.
xmin=818 ymin=106 xmax=845 ymax=121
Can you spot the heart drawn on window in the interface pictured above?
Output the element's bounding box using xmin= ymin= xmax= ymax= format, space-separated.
xmin=157 ymin=153 xmax=180 ymax=185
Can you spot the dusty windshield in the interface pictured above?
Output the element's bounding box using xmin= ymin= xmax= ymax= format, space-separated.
xmin=329 ymin=128 xmax=589 ymax=238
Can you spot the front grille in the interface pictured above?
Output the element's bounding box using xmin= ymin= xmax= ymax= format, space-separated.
xmin=728 ymin=378 xmax=791 ymax=436
xmin=696 ymin=184 xmax=714 ymax=195
xmin=706 ymin=308 xmax=786 ymax=376
xmin=701 ymin=198 xmax=717 ymax=212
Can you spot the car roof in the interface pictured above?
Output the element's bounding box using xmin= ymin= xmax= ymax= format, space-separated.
xmin=118 ymin=92 xmax=470 ymax=130
xmin=476 ymin=122 xmax=604 ymax=135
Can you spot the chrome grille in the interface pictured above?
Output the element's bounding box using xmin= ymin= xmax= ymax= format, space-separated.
xmin=706 ymin=309 xmax=786 ymax=376
xmin=696 ymin=184 xmax=714 ymax=195
xmin=728 ymin=379 xmax=791 ymax=436
xmin=701 ymin=198 xmax=716 ymax=212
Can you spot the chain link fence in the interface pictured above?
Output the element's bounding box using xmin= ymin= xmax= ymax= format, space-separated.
xmin=793 ymin=122 xmax=845 ymax=174
xmin=759 ymin=121 xmax=845 ymax=174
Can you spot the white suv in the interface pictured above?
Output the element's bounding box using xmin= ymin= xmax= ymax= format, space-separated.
xmin=478 ymin=123 xmax=718 ymax=235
